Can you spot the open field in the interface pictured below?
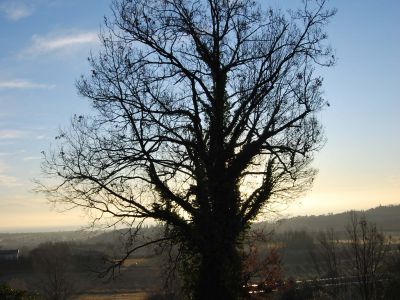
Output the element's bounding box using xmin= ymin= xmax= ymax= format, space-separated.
xmin=1 ymin=205 xmax=399 ymax=298
xmin=77 ymin=291 xmax=147 ymax=300
xmin=122 ymin=258 xmax=147 ymax=267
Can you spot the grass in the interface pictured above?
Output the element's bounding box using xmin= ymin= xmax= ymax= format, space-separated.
xmin=122 ymin=258 xmax=146 ymax=267
xmin=77 ymin=291 xmax=147 ymax=300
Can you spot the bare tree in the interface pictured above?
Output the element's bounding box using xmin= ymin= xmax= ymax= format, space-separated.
xmin=30 ymin=242 xmax=74 ymax=300
xmin=345 ymin=212 xmax=389 ymax=300
xmin=384 ymin=244 xmax=400 ymax=299
xmin=312 ymin=228 xmax=342 ymax=278
xmin=39 ymin=0 xmax=335 ymax=298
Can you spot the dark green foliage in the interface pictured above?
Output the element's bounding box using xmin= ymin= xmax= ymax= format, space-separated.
xmin=383 ymin=245 xmax=400 ymax=300
xmin=0 ymin=284 xmax=38 ymax=300
xmin=279 ymin=281 xmax=316 ymax=300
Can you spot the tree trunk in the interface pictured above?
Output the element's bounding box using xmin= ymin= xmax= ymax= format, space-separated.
xmin=195 ymin=241 xmax=242 ymax=300
xmin=192 ymin=206 xmax=243 ymax=300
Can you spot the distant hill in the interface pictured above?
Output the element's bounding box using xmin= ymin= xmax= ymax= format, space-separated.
xmin=1 ymin=204 xmax=399 ymax=251
xmin=0 ymin=230 xmax=101 ymax=250
xmin=261 ymin=204 xmax=400 ymax=234
xmin=0 ymin=226 xmax=165 ymax=253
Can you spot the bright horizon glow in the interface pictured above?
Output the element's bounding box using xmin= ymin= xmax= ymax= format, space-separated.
xmin=0 ymin=0 xmax=399 ymax=232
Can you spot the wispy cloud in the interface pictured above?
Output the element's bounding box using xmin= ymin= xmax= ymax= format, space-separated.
xmin=0 ymin=79 xmax=54 ymax=89
xmin=34 ymin=32 xmax=98 ymax=51
xmin=0 ymin=160 xmax=8 ymax=172
xmin=387 ymin=175 xmax=400 ymax=188
xmin=20 ymin=30 xmax=99 ymax=57
xmin=0 ymin=174 xmax=22 ymax=187
xmin=0 ymin=1 xmax=34 ymax=21
xmin=0 ymin=160 xmax=20 ymax=187
xmin=23 ymin=156 xmax=41 ymax=161
xmin=0 ymin=129 xmax=27 ymax=139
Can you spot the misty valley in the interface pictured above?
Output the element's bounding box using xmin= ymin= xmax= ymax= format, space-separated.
xmin=1 ymin=205 xmax=400 ymax=299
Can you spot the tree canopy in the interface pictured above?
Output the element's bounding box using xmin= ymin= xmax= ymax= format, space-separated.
xmin=40 ymin=0 xmax=335 ymax=298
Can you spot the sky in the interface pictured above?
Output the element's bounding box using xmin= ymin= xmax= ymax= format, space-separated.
xmin=0 ymin=0 xmax=399 ymax=232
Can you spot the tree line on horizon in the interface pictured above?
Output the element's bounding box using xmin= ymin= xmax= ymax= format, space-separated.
xmin=1 ymin=211 xmax=400 ymax=299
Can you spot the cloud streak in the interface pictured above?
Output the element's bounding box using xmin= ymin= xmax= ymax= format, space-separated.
xmin=0 ymin=1 xmax=34 ymax=21
xmin=23 ymin=156 xmax=41 ymax=161
xmin=0 ymin=79 xmax=54 ymax=89
xmin=0 ymin=160 xmax=21 ymax=187
xmin=21 ymin=31 xmax=99 ymax=57
xmin=0 ymin=130 xmax=28 ymax=139
xmin=0 ymin=174 xmax=21 ymax=187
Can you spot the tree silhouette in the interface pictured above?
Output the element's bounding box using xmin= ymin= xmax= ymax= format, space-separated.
xmin=40 ymin=0 xmax=335 ymax=298
xmin=30 ymin=242 xmax=74 ymax=300
xmin=345 ymin=212 xmax=389 ymax=300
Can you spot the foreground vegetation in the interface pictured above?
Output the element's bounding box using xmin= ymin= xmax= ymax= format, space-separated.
xmin=1 ymin=206 xmax=400 ymax=299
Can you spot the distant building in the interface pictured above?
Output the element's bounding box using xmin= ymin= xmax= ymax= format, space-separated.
xmin=0 ymin=249 xmax=19 ymax=261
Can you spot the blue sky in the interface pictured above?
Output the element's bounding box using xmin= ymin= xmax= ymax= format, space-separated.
xmin=0 ymin=0 xmax=399 ymax=231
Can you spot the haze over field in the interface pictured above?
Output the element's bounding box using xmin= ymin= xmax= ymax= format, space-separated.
xmin=0 ymin=0 xmax=399 ymax=231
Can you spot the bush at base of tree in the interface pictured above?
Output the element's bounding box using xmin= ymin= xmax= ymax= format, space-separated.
xmin=0 ymin=283 xmax=38 ymax=300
